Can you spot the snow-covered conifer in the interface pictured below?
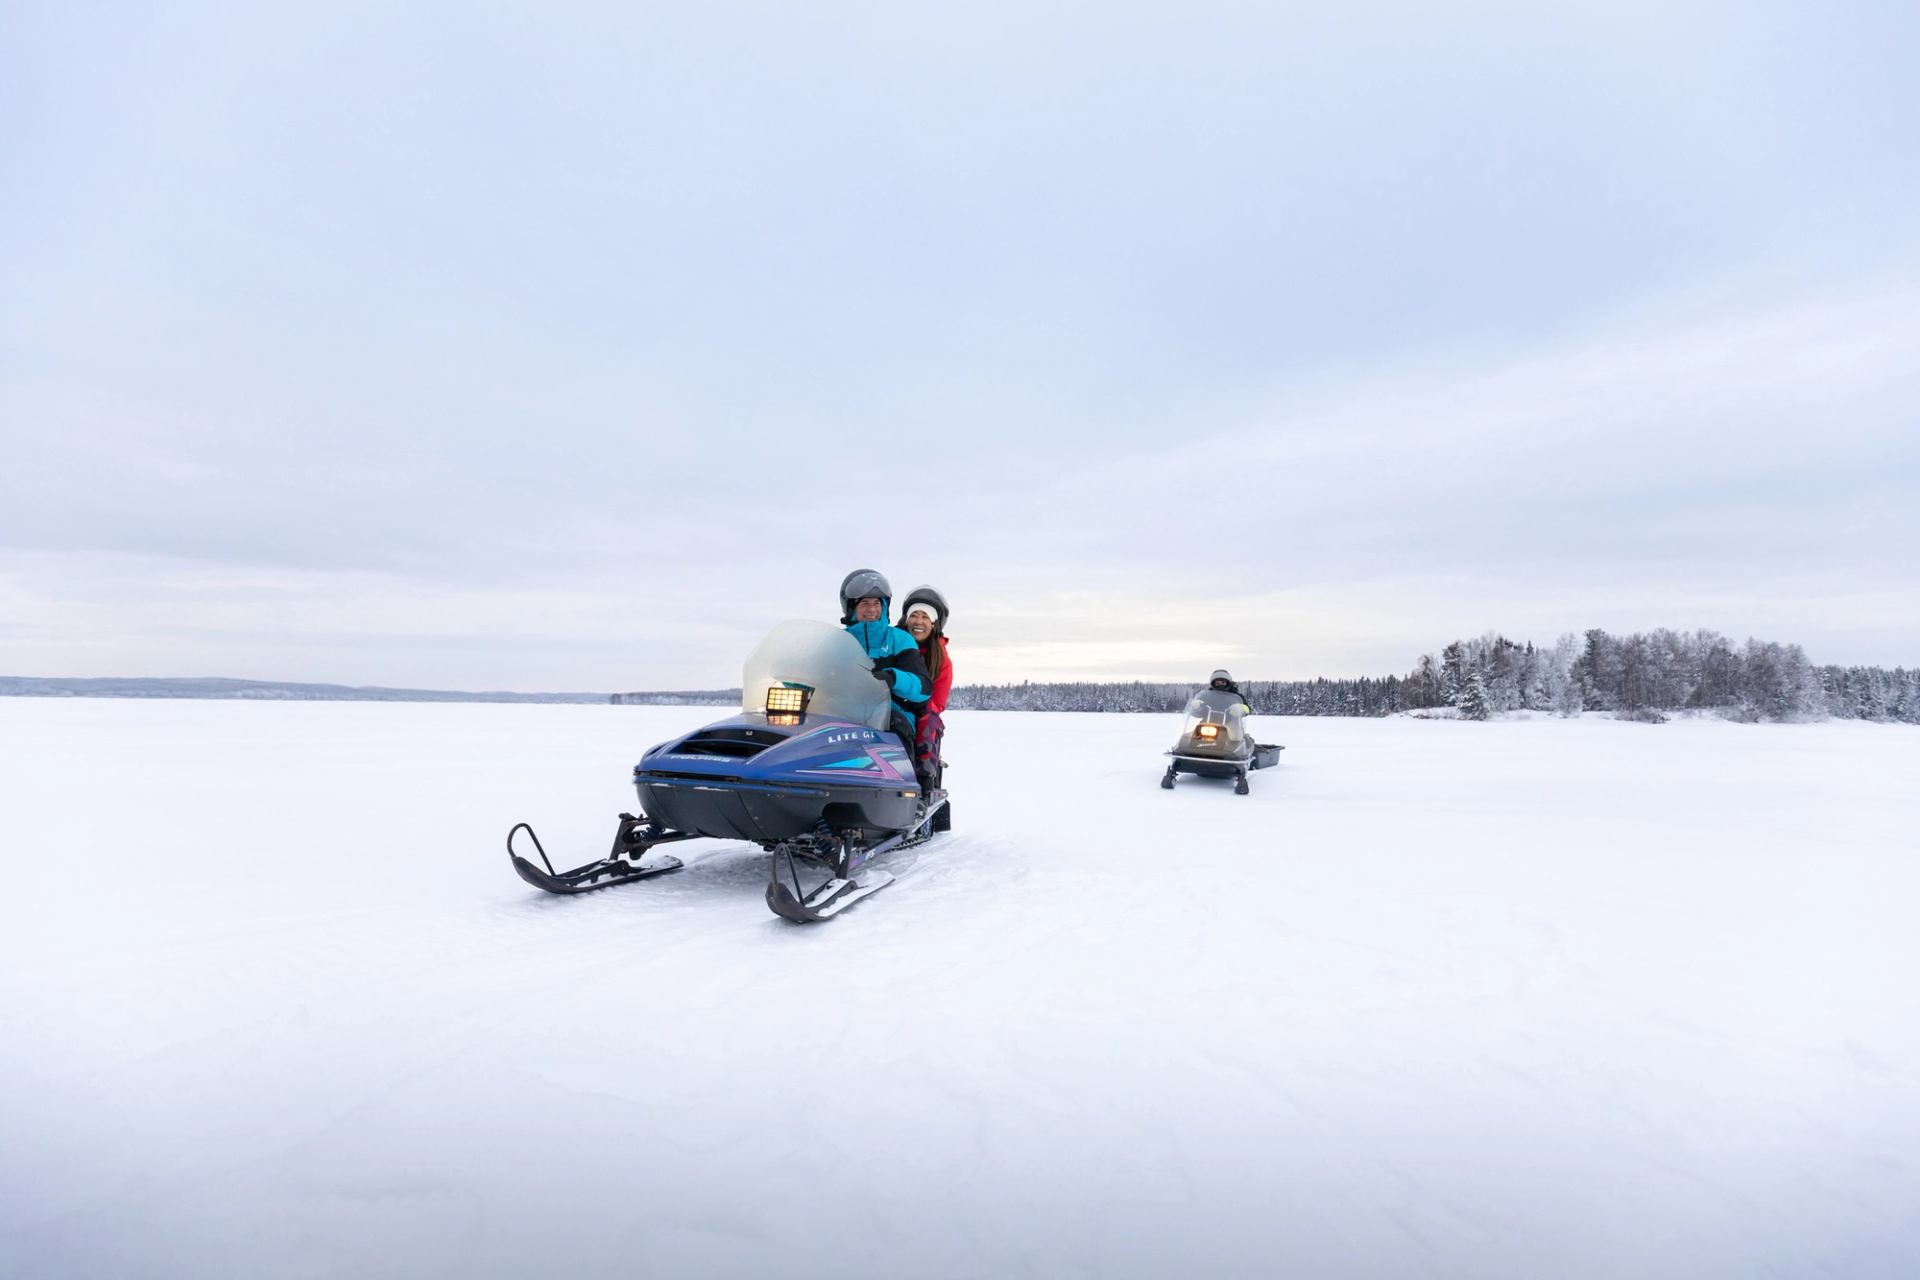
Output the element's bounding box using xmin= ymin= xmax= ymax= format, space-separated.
xmin=1458 ymin=670 xmax=1492 ymax=720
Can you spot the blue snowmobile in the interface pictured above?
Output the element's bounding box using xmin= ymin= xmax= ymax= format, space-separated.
xmin=507 ymin=621 xmax=948 ymax=922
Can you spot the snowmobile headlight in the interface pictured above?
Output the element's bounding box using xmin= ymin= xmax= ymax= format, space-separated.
xmin=1196 ymin=723 xmax=1220 ymax=741
xmin=765 ymin=683 xmax=812 ymax=724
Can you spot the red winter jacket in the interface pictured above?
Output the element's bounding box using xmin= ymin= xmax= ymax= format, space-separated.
xmin=922 ymin=634 xmax=953 ymax=715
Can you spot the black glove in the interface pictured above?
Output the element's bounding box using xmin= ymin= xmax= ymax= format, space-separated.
xmin=872 ymin=667 xmax=894 ymax=689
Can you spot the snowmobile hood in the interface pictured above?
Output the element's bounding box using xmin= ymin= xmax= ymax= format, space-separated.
xmin=637 ymin=713 xmax=916 ymax=788
xmin=633 ymin=710 xmax=921 ymax=842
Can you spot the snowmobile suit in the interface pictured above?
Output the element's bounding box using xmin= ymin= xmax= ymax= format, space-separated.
xmin=845 ymin=617 xmax=931 ymax=736
xmin=1208 ymin=671 xmax=1257 ymax=715
xmin=921 ymin=633 xmax=952 ymax=714
xmin=913 ymin=635 xmax=950 ymax=827
xmin=900 ymin=586 xmax=953 ymax=832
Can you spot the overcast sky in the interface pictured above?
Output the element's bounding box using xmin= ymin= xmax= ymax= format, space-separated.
xmin=4 ymin=1 xmax=1917 ymax=690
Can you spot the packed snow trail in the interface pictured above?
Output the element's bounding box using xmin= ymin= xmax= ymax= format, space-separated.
xmin=3 ymin=699 xmax=1917 ymax=1277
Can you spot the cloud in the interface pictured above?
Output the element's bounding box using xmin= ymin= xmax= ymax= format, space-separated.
xmin=7 ymin=267 xmax=1918 ymax=684
xmin=1020 ymin=268 xmax=1920 ymax=577
xmin=4 ymin=4 xmax=1919 ymax=684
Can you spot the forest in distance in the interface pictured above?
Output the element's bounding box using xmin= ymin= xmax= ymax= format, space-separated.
xmin=618 ymin=627 xmax=1920 ymax=725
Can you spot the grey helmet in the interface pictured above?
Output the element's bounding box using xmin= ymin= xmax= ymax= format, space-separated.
xmin=839 ymin=568 xmax=892 ymax=624
xmin=1210 ymin=668 xmax=1235 ymax=688
xmin=900 ymin=584 xmax=950 ymax=632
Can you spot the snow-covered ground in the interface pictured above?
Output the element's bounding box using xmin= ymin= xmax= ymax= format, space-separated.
xmin=3 ymin=698 xmax=1916 ymax=1278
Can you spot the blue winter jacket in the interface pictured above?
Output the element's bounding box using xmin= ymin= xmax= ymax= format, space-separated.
xmin=846 ymin=612 xmax=931 ymax=732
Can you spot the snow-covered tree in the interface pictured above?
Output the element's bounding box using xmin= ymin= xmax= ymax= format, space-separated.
xmin=1457 ymin=670 xmax=1492 ymax=721
xmin=1548 ymin=633 xmax=1584 ymax=717
xmin=1440 ymin=641 xmax=1467 ymax=707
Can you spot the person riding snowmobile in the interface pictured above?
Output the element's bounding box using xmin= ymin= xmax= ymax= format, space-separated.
xmin=839 ymin=569 xmax=932 ymax=771
xmin=900 ymin=584 xmax=952 ymax=830
xmin=1208 ymin=668 xmax=1258 ymax=714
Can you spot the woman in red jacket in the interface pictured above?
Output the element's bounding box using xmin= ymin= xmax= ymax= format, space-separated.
xmin=900 ymin=585 xmax=951 ymax=830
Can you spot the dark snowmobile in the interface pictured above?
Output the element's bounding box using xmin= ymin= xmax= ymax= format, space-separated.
xmin=1160 ymin=687 xmax=1283 ymax=795
xmin=507 ymin=621 xmax=946 ymax=922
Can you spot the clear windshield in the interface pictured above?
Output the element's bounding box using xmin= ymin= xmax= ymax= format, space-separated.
xmin=1189 ymin=689 xmax=1248 ymax=719
xmin=1180 ymin=689 xmax=1252 ymax=750
xmin=741 ymin=620 xmax=892 ymax=731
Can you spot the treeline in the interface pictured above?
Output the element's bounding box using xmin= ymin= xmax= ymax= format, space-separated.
xmin=1400 ymin=629 xmax=1917 ymax=723
xmin=944 ymin=628 xmax=1916 ymax=723
xmin=613 ymin=678 xmax=1408 ymax=715
xmin=0 ymin=676 xmax=609 ymax=704
xmin=948 ymin=678 xmax=1404 ymax=716
xmin=611 ymin=689 xmax=739 ymax=706
xmin=607 ymin=629 xmax=1914 ymax=723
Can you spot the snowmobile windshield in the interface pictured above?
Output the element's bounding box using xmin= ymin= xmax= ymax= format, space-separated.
xmin=1188 ymin=689 xmax=1248 ymax=721
xmin=1177 ymin=688 xmax=1252 ymax=754
xmin=741 ymin=621 xmax=893 ymax=732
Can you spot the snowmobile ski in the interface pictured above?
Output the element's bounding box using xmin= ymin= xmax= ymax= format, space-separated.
xmin=508 ymin=815 xmax=697 ymax=895
xmin=766 ymin=867 xmax=897 ymax=922
xmin=764 ymin=791 xmax=947 ymax=923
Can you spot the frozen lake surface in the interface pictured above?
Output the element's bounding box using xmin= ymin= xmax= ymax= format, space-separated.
xmin=3 ymin=699 xmax=1916 ymax=1278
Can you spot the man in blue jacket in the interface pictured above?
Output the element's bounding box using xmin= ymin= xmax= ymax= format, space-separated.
xmin=838 ymin=569 xmax=932 ymax=768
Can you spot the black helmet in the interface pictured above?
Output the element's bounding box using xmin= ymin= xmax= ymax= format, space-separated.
xmin=900 ymin=584 xmax=949 ymax=632
xmin=839 ymin=568 xmax=892 ymax=624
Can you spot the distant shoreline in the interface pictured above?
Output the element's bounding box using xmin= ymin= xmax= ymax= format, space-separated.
xmin=0 ymin=676 xmax=632 ymax=705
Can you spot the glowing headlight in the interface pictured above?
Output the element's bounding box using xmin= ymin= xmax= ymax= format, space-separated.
xmin=766 ymin=685 xmax=808 ymax=714
xmin=1196 ymin=723 xmax=1220 ymax=741
xmin=765 ymin=683 xmax=812 ymax=724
